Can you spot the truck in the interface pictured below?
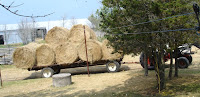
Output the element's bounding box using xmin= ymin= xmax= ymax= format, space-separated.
xmin=140 ymin=44 xmax=194 ymax=69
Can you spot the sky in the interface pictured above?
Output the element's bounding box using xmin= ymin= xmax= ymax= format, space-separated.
xmin=0 ymin=0 xmax=102 ymax=24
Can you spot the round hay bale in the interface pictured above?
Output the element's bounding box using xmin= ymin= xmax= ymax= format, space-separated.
xmin=45 ymin=26 xmax=70 ymax=45
xmin=36 ymin=44 xmax=55 ymax=66
xmin=102 ymin=39 xmax=122 ymax=60
xmin=55 ymin=42 xmax=78 ymax=64
xmin=13 ymin=43 xmax=41 ymax=69
xmin=78 ymin=40 xmax=102 ymax=63
xmin=69 ymin=24 xmax=97 ymax=42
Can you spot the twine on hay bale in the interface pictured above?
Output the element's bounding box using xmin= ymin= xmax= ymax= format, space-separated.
xmin=69 ymin=24 xmax=97 ymax=43
xmin=101 ymin=39 xmax=122 ymax=60
xmin=45 ymin=26 xmax=70 ymax=45
xmin=78 ymin=40 xmax=102 ymax=63
xmin=55 ymin=42 xmax=79 ymax=64
xmin=36 ymin=44 xmax=55 ymax=66
xmin=13 ymin=43 xmax=41 ymax=69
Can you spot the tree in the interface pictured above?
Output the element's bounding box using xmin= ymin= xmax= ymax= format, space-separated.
xmin=61 ymin=15 xmax=67 ymax=27
xmin=70 ymin=17 xmax=77 ymax=26
xmin=18 ymin=18 xmax=34 ymax=45
xmin=88 ymin=10 xmax=101 ymax=31
xmin=98 ymin=0 xmax=200 ymax=92
xmin=3 ymin=24 xmax=10 ymax=46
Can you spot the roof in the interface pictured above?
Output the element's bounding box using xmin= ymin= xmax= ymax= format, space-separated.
xmin=0 ymin=18 xmax=92 ymax=31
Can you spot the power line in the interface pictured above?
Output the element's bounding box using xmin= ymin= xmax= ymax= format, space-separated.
xmin=108 ymin=28 xmax=195 ymax=35
xmin=106 ymin=12 xmax=195 ymax=30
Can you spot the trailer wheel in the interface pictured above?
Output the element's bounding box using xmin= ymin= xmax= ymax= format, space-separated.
xmin=53 ymin=67 xmax=61 ymax=74
xmin=186 ymin=55 xmax=192 ymax=64
xmin=106 ymin=61 xmax=120 ymax=72
xmin=41 ymin=67 xmax=54 ymax=78
xmin=177 ymin=57 xmax=189 ymax=69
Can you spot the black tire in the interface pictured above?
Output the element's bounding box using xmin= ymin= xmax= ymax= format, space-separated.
xmin=140 ymin=53 xmax=155 ymax=70
xmin=106 ymin=61 xmax=120 ymax=72
xmin=140 ymin=53 xmax=145 ymax=68
xmin=52 ymin=67 xmax=61 ymax=74
xmin=41 ymin=67 xmax=54 ymax=78
xmin=186 ymin=55 xmax=192 ymax=64
xmin=177 ymin=57 xmax=189 ymax=69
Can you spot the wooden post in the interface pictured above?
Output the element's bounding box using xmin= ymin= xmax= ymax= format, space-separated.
xmin=0 ymin=68 xmax=3 ymax=87
xmin=83 ymin=25 xmax=90 ymax=77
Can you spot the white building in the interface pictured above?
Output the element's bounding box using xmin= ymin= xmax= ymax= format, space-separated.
xmin=0 ymin=18 xmax=94 ymax=45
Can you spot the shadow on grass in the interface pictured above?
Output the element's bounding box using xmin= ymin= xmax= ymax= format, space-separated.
xmin=6 ymin=70 xmax=159 ymax=97
xmin=24 ymin=65 xmax=130 ymax=80
xmin=7 ymin=66 xmax=200 ymax=97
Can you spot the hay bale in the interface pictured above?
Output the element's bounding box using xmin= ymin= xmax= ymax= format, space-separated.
xmin=69 ymin=24 xmax=97 ymax=42
xmin=36 ymin=44 xmax=55 ymax=66
xmin=78 ymin=40 xmax=102 ymax=62
xmin=102 ymin=39 xmax=122 ymax=60
xmin=45 ymin=26 xmax=70 ymax=45
xmin=55 ymin=42 xmax=78 ymax=64
xmin=13 ymin=43 xmax=41 ymax=69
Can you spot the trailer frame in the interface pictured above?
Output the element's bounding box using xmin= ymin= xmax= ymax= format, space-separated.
xmin=28 ymin=59 xmax=123 ymax=78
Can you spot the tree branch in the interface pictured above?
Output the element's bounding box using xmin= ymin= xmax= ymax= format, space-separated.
xmin=6 ymin=2 xmax=24 ymax=8
xmin=0 ymin=2 xmax=54 ymax=18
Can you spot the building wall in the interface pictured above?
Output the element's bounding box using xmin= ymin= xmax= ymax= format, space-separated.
xmin=0 ymin=19 xmax=94 ymax=45
xmin=0 ymin=31 xmax=22 ymax=44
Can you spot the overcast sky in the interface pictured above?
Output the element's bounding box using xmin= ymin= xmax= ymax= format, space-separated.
xmin=0 ymin=0 xmax=102 ymax=24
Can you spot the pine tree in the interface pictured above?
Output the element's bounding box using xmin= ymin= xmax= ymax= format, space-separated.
xmin=98 ymin=0 xmax=200 ymax=91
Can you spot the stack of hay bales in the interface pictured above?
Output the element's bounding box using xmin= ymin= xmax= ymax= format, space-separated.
xmin=55 ymin=42 xmax=78 ymax=64
xmin=13 ymin=43 xmax=41 ymax=69
xmin=36 ymin=44 xmax=55 ymax=66
xmin=13 ymin=24 xmax=121 ymax=69
xmin=78 ymin=39 xmax=102 ymax=63
xmin=101 ymin=39 xmax=122 ymax=60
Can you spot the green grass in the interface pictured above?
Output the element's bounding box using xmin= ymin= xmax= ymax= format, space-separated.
xmin=0 ymin=65 xmax=15 ymax=69
xmin=0 ymin=43 xmax=24 ymax=48
xmin=3 ymin=78 xmax=44 ymax=87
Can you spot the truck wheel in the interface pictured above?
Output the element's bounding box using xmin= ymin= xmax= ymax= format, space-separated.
xmin=106 ymin=61 xmax=120 ymax=72
xmin=140 ymin=53 xmax=145 ymax=68
xmin=177 ymin=57 xmax=189 ymax=69
xmin=186 ymin=55 xmax=192 ymax=64
xmin=140 ymin=53 xmax=155 ymax=70
xmin=41 ymin=67 xmax=54 ymax=78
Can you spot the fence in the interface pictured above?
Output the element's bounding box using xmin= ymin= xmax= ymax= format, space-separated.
xmin=0 ymin=46 xmax=15 ymax=65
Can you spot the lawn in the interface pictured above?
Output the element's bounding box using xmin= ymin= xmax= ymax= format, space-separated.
xmin=0 ymin=54 xmax=200 ymax=97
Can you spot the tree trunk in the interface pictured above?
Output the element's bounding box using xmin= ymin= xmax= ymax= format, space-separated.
xmin=158 ymin=50 xmax=165 ymax=91
xmin=144 ymin=53 xmax=148 ymax=76
xmin=154 ymin=51 xmax=165 ymax=92
xmin=174 ymin=48 xmax=178 ymax=77
xmin=168 ymin=50 xmax=173 ymax=80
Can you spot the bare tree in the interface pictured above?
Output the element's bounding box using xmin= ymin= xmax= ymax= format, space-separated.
xmin=31 ymin=17 xmax=37 ymax=42
xmin=18 ymin=18 xmax=34 ymax=45
xmin=88 ymin=13 xmax=101 ymax=31
xmin=61 ymin=15 xmax=67 ymax=27
xmin=3 ymin=24 xmax=11 ymax=45
xmin=70 ymin=17 xmax=77 ymax=26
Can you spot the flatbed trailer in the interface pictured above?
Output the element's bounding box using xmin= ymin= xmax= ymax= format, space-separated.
xmin=28 ymin=59 xmax=122 ymax=78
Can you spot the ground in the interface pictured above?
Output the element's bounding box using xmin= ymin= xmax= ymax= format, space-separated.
xmin=0 ymin=47 xmax=200 ymax=97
